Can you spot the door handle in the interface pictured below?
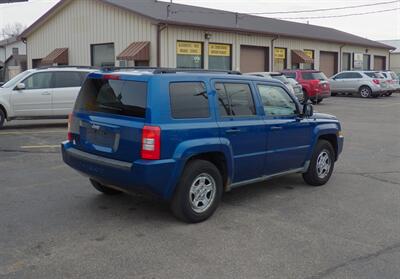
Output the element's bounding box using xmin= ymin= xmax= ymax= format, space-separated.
xmin=270 ymin=126 xmax=283 ymax=131
xmin=41 ymin=92 xmax=51 ymax=95
xmin=226 ymin=128 xmax=241 ymax=134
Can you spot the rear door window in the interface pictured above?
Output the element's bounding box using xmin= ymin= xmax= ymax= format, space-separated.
xmin=75 ymin=78 xmax=147 ymax=118
xmin=169 ymin=82 xmax=209 ymax=119
xmin=215 ymin=82 xmax=256 ymax=117
xmin=53 ymin=71 xmax=84 ymax=88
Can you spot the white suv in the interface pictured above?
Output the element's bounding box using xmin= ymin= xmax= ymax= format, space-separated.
xmin=0 ymin=66 xmax=95 ymax=128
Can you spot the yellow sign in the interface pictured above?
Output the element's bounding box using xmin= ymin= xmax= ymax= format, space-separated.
xmin=274 ymin=48 xmax=286 ymax=59
xmin=304 ymin=50 xmax=314 ymax=59
xmin=209 ymin=44 xmax=231 ymax=57
xmin=177 ymin=41 xmax=202 ymax=55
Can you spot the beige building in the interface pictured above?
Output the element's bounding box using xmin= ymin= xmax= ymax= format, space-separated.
xmin=379 ymin=40 xmax=400 ymax=74
xmin=20 ymin=0 xmax=394 ymax=77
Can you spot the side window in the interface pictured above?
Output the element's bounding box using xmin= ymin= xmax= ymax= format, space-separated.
xmin=53 ymin=72 xmax=83 ymax=88
xmin=257 ymin=84 xmax=297 ymax=116
xmin=335 ymin=73 xmax=346 ymax=79
xmin=169 ymin=82 xmax=209 ymax=119
xmin=348 ymin=72 xmax=362 ymax=78
xmin=215 ymin=83 xmax=256 ymax=117
xmin=22 ymin=72 xmax=53 ymax=90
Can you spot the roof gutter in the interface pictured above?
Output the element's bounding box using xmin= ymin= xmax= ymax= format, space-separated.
xmin=339 ymin=44 xmax=345 ymax=72
xmin=157 ymin=23 xmax=167 ymax=67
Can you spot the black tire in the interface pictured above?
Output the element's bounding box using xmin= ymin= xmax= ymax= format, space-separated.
xmin=0 ymin=109 xmax=5 ymax=129
xmin=171 ymin=160 xmax=223 ymax=223
xmin=303 ymin=140 xmax=335 ymax=186
xmin=317 ymin=98 xmax=323 ymax=104
xmin=331 ymin=92 xmax=338 ymax=96
xmin=385 ymin=92 xmax=392 ymax=97
xmin=359 ymin=86 xmax=371 ymax=98
xmin=90 ymin=179 xmax=123 ymax=195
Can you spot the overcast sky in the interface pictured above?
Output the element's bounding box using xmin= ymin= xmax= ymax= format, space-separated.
xmin=0 ymin=0 xmax=399 ymax=41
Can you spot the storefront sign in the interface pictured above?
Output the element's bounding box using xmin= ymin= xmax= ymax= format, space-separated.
xmin=304 ymin=50 xmax=314 ymax=59
xmin=177 ymin=41 xmax=202 ymax=55
xmin=274 ymin=48 xmax=286 ymax=59
xmin=209 ymin=44 xmax=231 ymax=57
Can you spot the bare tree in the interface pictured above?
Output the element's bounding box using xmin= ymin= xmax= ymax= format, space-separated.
xmin=1 ymin=22 xmax=26 ymax=39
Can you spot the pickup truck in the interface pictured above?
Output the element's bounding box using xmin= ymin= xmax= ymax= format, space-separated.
xmin=62 ymin=68 xmax=344 ymax=223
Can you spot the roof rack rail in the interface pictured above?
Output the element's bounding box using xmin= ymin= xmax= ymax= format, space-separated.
xmin=100 ymin=66 xmax=242 ymax=75
xmin=36 ymin=65 xmax=100 ymax=70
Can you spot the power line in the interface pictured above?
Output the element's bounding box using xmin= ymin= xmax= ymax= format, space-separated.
xmin=250 ymin=0 xmax=400 ymax=15
xmin=278 ymin=7 xmax=400 ymax=19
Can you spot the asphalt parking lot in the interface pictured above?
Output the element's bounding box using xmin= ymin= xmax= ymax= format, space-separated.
xmin=1 ymin=95 xmax=400 ymax=279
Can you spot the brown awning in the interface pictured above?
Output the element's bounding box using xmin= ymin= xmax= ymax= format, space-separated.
xmin=41 ymin=48 xmax=68 ymax=65
xmin=117 ymin=41 xmax=150 ymax=61
xmin=291 ymin=49 xmax=314 ymax=64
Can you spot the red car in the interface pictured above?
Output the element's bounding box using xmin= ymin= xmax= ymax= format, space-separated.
xmin=282 ymin=70 xmax=331 ymax=104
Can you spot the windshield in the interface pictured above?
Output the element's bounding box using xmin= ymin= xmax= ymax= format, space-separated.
xmin=1 ymin=70 xmax=33 ymax=88
xmin=301 ymin=72 xmax=327 ymax=80
xmin=271 ymin=75 xmax=289 ymax=83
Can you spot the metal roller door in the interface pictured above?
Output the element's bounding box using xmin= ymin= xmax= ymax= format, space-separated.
xmin=374 ymin=56 xmax=386 ymax=70
xmin=240 ymin=46 xmax=269 ymax=73
xmin=319 ymin=51 xmax=338 ymax=77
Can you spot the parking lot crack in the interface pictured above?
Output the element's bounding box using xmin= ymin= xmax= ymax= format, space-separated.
xmin=305 ymin=242 xmax=400 ymax=279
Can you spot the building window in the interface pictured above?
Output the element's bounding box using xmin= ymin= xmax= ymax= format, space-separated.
xmin=12 ymin=48 xmax=19 ymax=55
xmin=176 ymin=41 xmax=203 ymax=68
xmin=342 ymin=53 xmax=351 ymax=70
xmin=353 ymin=53 xmax=363 ymax=70
xmin=91 ymin=43 xmax=115 ymax=67
xmin=363 ymin=54 xmax=371 ymax=70
xmin=208 ymin=43 xmax=232 ymax=70
xmin=274 ymin=48 xmax=287 ymax=71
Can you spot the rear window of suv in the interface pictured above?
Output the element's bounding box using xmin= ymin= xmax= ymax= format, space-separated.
xmin=75 ymin=78 xmax=147 ymax=118
xmin=301 ymin=72 xmax=327 ymax=80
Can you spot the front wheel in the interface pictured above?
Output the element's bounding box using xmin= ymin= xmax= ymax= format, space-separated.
xmin=0 ymin=109 xmax=5 ymax=129
xmin=303 ymin=140 xmax=335 ymax=186
xmin=171 ymin=160 xmax=223 ymax=223
xmin=385 ymin=92 xmax=392 ymax=97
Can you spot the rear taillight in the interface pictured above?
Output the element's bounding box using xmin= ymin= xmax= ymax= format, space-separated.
xmin=141 ymin=126 xmax=161 ymax=160
xmin=67 ymin=113 xmax=73 ymax=141
xmin=373 ymin=79 xmax=380 ymax=84
xmin=67 ymin=113 xmax=79 ymax=142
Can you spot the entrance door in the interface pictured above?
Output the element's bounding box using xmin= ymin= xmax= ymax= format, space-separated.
xmin=240 ymin=46 xmax=269 ymax=73
xmin=256 ymin=83 xmax=313 ymax=175
xmin=10 ymin=72 xmax=53 ymax=117
xmin=320 ymin=51 xmax=338 ymax=77
xmin=214 ymin=81 xmax=266 ymax=182
xmin=374 ymin=56 xmax=386 ymax=70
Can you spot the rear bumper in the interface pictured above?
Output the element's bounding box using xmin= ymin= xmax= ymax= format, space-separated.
xmin=61 ymin=142 xmax=178 ymax=199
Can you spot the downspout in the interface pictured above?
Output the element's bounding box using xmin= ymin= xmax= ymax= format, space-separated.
xmin=157 ymin=23 xmax=167 ymax=67
xmin=339 ymin=44 xmax=345 ymax=72
xmin=271 ymin=35 xmax=279 ymax=71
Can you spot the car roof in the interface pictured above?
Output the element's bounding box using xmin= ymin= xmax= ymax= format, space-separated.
xmin=33 ymin=66 xmax=97 ymax=73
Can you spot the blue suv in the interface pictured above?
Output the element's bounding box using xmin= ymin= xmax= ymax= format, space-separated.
xmin=62 ymin=68 xmax=344 ymax=223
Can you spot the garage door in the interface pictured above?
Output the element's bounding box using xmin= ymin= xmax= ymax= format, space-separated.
xmin=319 ymin=51 xmax=338 ymax=78
xmin=240 ymin=46 xmax=269 ymax=73
xmin=374 ymin=56 xmax=386 ymax=70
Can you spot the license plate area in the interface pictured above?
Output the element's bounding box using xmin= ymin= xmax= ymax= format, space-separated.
xmin=81 ymin=121 xmax=120 ymax=152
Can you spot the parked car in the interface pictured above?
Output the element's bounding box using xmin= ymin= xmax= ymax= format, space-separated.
xmin=329 ymin=71 xmax=387 ymax=98
xmin=246 ymin=72 xmax=304 ymax=102
xmin=379 ymin=71 xmax=400 ymax=95
xmin=281 ymin=70 xmax=330 ymax=104
xmin=62 ymin=68 xmax=344 ymax=223
xmin=0 ymin=66 xmax=95 ymax=128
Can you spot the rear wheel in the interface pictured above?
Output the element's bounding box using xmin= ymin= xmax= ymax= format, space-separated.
xmin=0 ymin=109 xmax=5 ymax=129
xmin=317 ymin=98 xmax=323 ymax=104
xmin=359 ymin=86 xmax=371 ymax=98
xmin=303 ymin=140 xmax=335 ymax=186
xmin=90 ymin=179 xmax=123 ymax=195
xmin=171 ymin=160 xmax=223 ymax=223
xmin=331 ymin=92 xmax=338 ymax=96
xmin=385 ymin=92 xmax=392 ymax=97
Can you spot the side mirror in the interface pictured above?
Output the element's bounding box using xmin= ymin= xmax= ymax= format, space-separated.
xmin=302 ymin=103 xmax=314 ymax=117
xmin=15 ymin=83 xmax=26 ymax=90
